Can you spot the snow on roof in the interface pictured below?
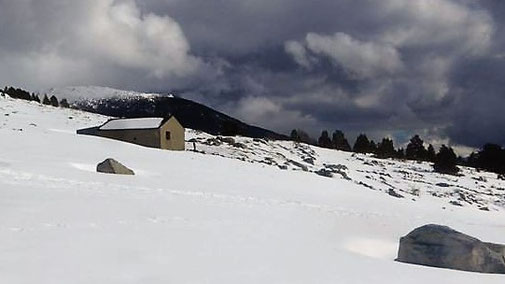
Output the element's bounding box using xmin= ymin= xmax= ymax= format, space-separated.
xmin=99 ymin=117 xmax=165 ymax=130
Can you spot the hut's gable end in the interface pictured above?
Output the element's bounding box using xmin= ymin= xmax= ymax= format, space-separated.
xmin=159 ymin=117 xmax=185 ymax=150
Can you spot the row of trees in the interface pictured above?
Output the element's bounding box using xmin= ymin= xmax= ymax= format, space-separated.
xmin=290 ymin=129 xmax=504 ymax=176
xmin=2 ymin=86 xmax=70 ymax=108
xmin=466 ymin=144 xmax=505 ymax=175
xmin=291 ymin=130 xmax=439 ymax=162
xmin=430 ymin=143 xmax=505 ymax=176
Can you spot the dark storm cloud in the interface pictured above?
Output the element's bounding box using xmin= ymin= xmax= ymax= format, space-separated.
xmin=1 ymin=0 xmax=504 ymax=150
xmin=447 ymin=56 xmax=505 ymax=147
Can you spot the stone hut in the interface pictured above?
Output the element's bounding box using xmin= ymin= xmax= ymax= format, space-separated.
xmin=77 ymin=117 xmax=185 ymax=150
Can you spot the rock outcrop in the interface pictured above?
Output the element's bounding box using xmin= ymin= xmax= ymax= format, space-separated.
xmin=96 ymin=158 xmax=135 ymax=175
xmin=397 ymin=224 xmax=505 ymax=274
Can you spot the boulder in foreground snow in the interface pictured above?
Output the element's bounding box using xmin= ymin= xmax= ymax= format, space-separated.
xmin=397 ymin=224 xmax=505 ymax=274
xmin=96 ymin=158 xmax=135 ymax=175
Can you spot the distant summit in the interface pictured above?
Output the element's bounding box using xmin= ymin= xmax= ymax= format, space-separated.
xmin=46 ymin=86 xmax=168 ymax=101
xmin=48 ymin=86 xmax=287 ymax=140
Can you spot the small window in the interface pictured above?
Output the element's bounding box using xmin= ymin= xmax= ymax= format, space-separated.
xmin=165 ymin=131 xmax=171 ymax=140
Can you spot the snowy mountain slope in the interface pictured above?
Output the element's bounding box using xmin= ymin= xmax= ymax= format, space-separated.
xmin=186 ymin=131 xmax=505 ymax=211
xmin=1 ymin=95 xmax=504 ymax=283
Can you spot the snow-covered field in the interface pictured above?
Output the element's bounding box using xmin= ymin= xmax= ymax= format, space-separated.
xmin=1 ymin=94 xmax=504 ymax=283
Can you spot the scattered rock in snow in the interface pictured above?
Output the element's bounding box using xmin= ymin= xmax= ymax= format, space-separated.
xmin=388 ymin=188 xmax=404 ymax=198
xmin=473 ymin=176 xmax=487 ymax=182
xmin=303 ymin=157 xmax=315 ymax=165
xmin=315 ymin=169 xmax=333 ymax=178
xmin=96 ymin=158 xmax=134 ymax=175
xmin=357 ymin=181 xmax=375 ymax=190
xmin=449 ymin=200 xmax=463 ymax=207
xmin=318 ymin=164 xmax=351 ymax=180
xmin=288 ymin=160 xmax=308 ymax=171
xmin=253 ymin=138 xmax=268 ymax=144
xmin=456 ymin=191 xmax=478 ymax=205
xmin=205 ymin=138 xmax=222 ymax=146
xmin=232 ymin=142 xmax=247 ymax=149
xmin=364 ymin=160 xmax=380 ymax=166
xmin=409 ymin=188 xmax=420 ymax=196
xmin=396 ymin=224 xmax=505 ymax=274
xmin=218 ymin=136 xmax=235 ymax=144
xmin=326 ymin=164 xmax=348 ymax=171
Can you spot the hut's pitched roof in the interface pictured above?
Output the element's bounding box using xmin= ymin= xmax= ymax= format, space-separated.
xmin=99 ymin=117 xmax=165 ymax=131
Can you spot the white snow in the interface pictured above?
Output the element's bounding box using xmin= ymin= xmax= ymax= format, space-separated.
xmin=186 ymin=131 xmax=505 ymax=211
xmin=99 ymin=117 xmax=165 ymax=130
xmin=0 ymin=95 xmax=504 ymax=283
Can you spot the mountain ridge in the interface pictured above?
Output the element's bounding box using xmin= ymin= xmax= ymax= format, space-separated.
xmin=47 ymin=86 xmax=287 ymax=140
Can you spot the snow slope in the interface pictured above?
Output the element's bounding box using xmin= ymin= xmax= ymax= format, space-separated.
xmin=1 ymin=95 xmax=504 ymax=283
xmin=186 ymin=132 xmax=505 ymax=211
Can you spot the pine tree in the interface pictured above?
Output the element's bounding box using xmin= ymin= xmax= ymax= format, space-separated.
xmin=406 ymin=135 xmax=427 ymax=161
xmin=353 ymin=134 xmax=371 ymax=153
xmin=290 ymin=129 xmax=299 ymax=142
xmin=31 ymin=93 xmax=41 ymax=103
xmin=369 ymin=140 xmax=377 ymax=154
xmin=377 ymin=138 xmax=395 ymax=158
xmin=426 ymin=144 xmax=436 ymax=162
xmin=332 ymin=130 xmax=351 ymax=151
xmin=475 ymin=144 xmax=505 ymax=174
xmin=59 ymin=98 xmax=70 ymax=108
xmin=49 ymin=95 xmax=59 ymax=107
xmin=42 ymin=94 xmax=51 ymax=105
xmin=295 ymin=129 xmax=314 ymax=144
xmin=318 ymin=130 xmax=332 ymax=148
xmin=290 ymin=129 xmax=313 ymax=144
xmin=433 ymin=145 xmax=459 ymax=175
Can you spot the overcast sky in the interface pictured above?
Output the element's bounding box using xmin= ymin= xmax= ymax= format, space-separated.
xmin=1 ymin=0 xmax=504 ymax=151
